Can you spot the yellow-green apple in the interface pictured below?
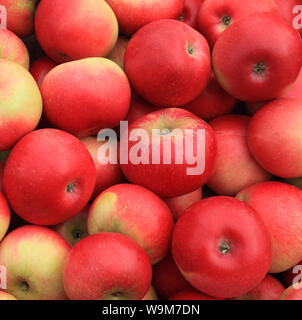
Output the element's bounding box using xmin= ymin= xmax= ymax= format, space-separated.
xmin=142 ymin=286 xmax=158 ymax=300
xmin=124 ymin=19 xmax=211 ymax=107
xmin=236 ymin=181 xmax=302 ymax=273
xmin=0 ymin=59 xmax=42 ymax=151
xmin=53 ymin=206 xmax=89 ymax=247
xmin=207 ymin=115 xmax=271 ymax=196
xmin=41 ymin=58 xmax=131 ymax=138
xmin=0 ymin=193 xmax=10 ymax=242
xmin=247 ymin=99 xmax=302 ymax=178
xmin=0 ymin=291 xmax=17 ymax=300
xmin=0 ymin=225 xmax=70 ymax=300
xmin=63 ymin=232 xmax=152 ymax=300
xmin=105 ymin=0 xmax=184 ymax=35
xmin=87 ymin=184 xmax=174 ymax=265
xmin=212 ymin=13 xmax=302 ymax=102
xmin=1 ymin=0 xmax=38 ymax=37
xmin=280 ymin=285 xmax=302 ymax=300
xmin=120 ymin=108 xmax=217 ymax=198
xmin=81 ymin=136 xmax=124 ymax=200
xmin=3 ymin=129 xmax=96 ymax=225
xmin=178 ymin=0 xmax=204 ymax=30
xmin=164 ymin=188 xmax=202 ymax=221
xmin=0 ymin=29 xmax=29 ymax=69
xmin=107 ymin=36 xmax=129 ymax=70
xmin=35 ymin=0 xmax=118 ymax=63
xmin=234 ymin=275 xmax=285 ymax=300
xmin=198 ymin=0 xmax=278 ymax=47
xmin=29 ymin=56 xmax=57 ymax=88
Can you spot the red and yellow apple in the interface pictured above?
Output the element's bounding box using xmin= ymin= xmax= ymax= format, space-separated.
xmin=0 ymin=193 xmax=10 ymax=242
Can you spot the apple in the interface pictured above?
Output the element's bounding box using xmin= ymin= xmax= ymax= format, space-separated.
xmin=142 ymin=286 xmax=158 ymax=300
xmin=207 ymin=115 xmax=271 ymax=196
xmin=236 ymin=181 xmax=302 ymax=273
xmin=0 ymin=225 xmax=70 ymax=300
xmin=247 ymin=99 xmax=302 ymax=178
xmin=178 ymin=0 xmax=204 ymax=30
xmin=81 ymin=136 xmax=124 ymax=200
xmin=53 ymin=206 xmax=89 ymax=247
xmin=120 ymin=108 xmax=217 ymax=198
xmin=169 ymin=289 xmax=222 ymax=300
xmin=87 ymin=184 xmax=174 ymax=265
xmin=0 ymin=193 xmax=10 ymax=242
xmin=41 ymin=58 xmax=131 ymax=138
xmin=212 ymin=13 xmax=302 ymax=102
xmin=124 ymin=19 xmax=211 ymax=107
xmin=184 ymin=71 xmax=237 ymax=121
xmin=1 ymin=0 xmax=38 ymax=37
xmin=105 ymin=0 xmax=184 ymax=35
xmin=35 ymin=0 xmax=118 ymax=63
xmin=164 ymin=188 xmax=202 ymax=221
xmin=107 ymin=36 xmax=129 ymax=70
xmin=29 ymin=57 xmax=57 ymax=88
xmin=0 ymin=59 xmax=42 ymax=151
xmin=63 ymin=232 xmax=152 ymax=300
xmin=280 ymin=285 xmax=302 ymax=300
xmin=172 ymin=196 xmax=272 ymax=298
xmin=198 ymin=0 xmax=278 ymax=47
xmin=3 ymin=128 xmax=96 ymax=226
xmin=234 ymin=275 xmax=285 ymax=300
xmin=152 ymin=251 xmax=193 ymax=299
xmin=0 ymin=29 xmax=29 ymax=69
xmin=0 ymin=291 xmax=17 ymax=300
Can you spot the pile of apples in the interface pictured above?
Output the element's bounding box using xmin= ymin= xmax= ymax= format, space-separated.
xmin=1 ymin=0 xmax=302 ymax=301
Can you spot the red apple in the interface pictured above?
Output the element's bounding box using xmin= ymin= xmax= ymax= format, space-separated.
xmin=63 ymin=232 xmax=152 ymax=300
xmin=0 ymin=225 xmax=70 ymax=300
xmin=234 ymin=275 xmax=285 ymax=300
xmin=152 ymin=251 xmax=193 ymax=299
xmin=178 ymin=0 xmax=204 ymax=30
xmin=105 ymin=0 xmax=184 ymax=35
xmin=29 ymin=57 xmax=57 ymax=88
xmin=107 ymin=36 xmax=129 ymax=70
xmin=41 ymin=58 xmax=131 ymax=138
xmin=169 ymin=289 xmax=222 ymax=300
xmin=35 ymin=0 xmax=118 ymax=63
xmin=3 ymin=129 xmax=96 ymax=225
xmin=142 ymin=286 xmax=158 ymax=300
xmin=0 ymin=193 xmax=10 ymax=242
xmin=184 ymin=71 xmax=236 ymax=121
xmin=172 ymin=196 xmax=272 ymax=298
xmin=247 ymin=99 xmax=302 ymax=178
xmin=280 ymin=285 xmax=302 ymax=300
xmin=236 ymin=181 xmax=302 ymax=273
xmin=0 ymin=59 xmax=42 ymax=151
xmin=124 ymin=19 xmax=211 ymax=107
xmin=164 ymin=188 xmax=202 ymax=221
xmin=198 ymin=0 xmax=278 ymax=47
xmin=212 ymin=13 xmax=302 ymax=102
xmin=207 ymin=115 xmax=271 ymax=196
xmin=87 ymin=184 xmax=174 ymax=265
xmin=120 ymin=108 xmax=217 ymax=198
xmin=280 ymin=64 xmax=302 ymax=101
xmin=81 ymin=136 xmax=124 ymax=200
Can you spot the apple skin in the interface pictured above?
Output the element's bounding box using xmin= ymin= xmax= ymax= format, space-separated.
xmin=142 ymin=286 xmax=158 ymax=300
xmin=3 ymin=129 xmax=96 ymax=226
xmin=152 ymin=251 xmax=193 ymax=299
xmin=247 ymin=99 xmax=302 ymax=178
xmin=0 ymin=225 xmax=70 ymax=300
xmin=234 ymin=275 xmax=285 ymax=300
xmin=0 ymin=193 xmax=10 ymax=242
xmin=1 ymin=0 xmax=38 ymax=37
xmin=164 ymin=188 xmax=202 ymax=221
xmin=29 ymin=57 xmax=57 ymax=88
xmin=0 ymin=59 xmax=42 ymax=151
xmin=198 ymin=0 xmax=278 ymax=47
xmin=184 ymin=71 xmax=236 ymax=121
xmin=81 ymin=136 xmax=124 ymax=200
xmin=169 ymin=289 xmax=222 ymax=300
xmin=280 ymin=285 xmax=302 ymax=300
xmin=41 ymin=58 xmax=131 ymax=138
xmin=63 ymin=232 xmax=152 ymax=300
xmin=120 ymin=108 xmax=217 ymax=198
xmin=0 ymin=29 xmax=29 ymax=69
xmin=178 ymin=0 xmax=204 ymax=30
xmin=212 ymin=13 xmax=302 ymax=102
xmin=53 ymin=206 xmax=89 ymax=247
xmin=105 ymin=0 xmax=184 ymax=35
xmin=124 ymin=19 xmax=211 ymax=107
xmin=87 ymin=184 xmax=174 ymax=265
xmin=172 ymin=196 xmax=272 ymax=298
xmin=107 ymin=36 xmax=129 ymax=70
xmin=0 ymin=291 xmax=17 ymax=300
xmin=236 ymin=181 xmax=302 ymax=273
xmin=35 ymin=0 xmax=118 ymax=63
xmin=207 ymin=115 xmax=271 ymax=196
